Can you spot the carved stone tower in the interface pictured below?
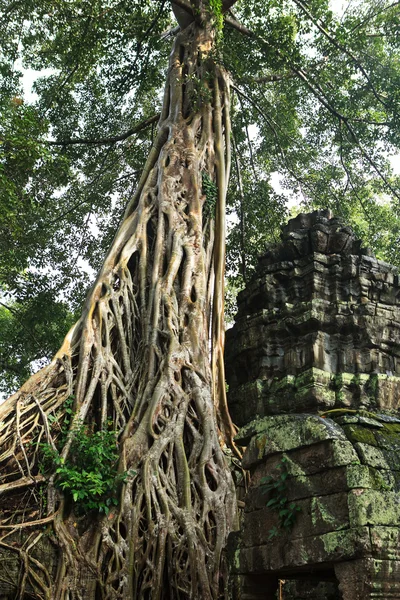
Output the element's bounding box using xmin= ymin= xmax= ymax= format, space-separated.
xmin=226 ymin=210 xmax=400 ymax=600
xmin=226 ymin=209 xmax=400 ymax=424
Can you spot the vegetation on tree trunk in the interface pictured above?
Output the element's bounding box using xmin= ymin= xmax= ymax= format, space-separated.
xmin=1 ymin=0 xmax=400 ymax=596
xmin=0 ymin=7 xmax=238 ymax=598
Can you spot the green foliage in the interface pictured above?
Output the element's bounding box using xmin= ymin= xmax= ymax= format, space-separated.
xmin=1 ymin=0 xmax=400 ymax=388
xmin=260 ymin=456 xmax=301 ymax=539
xmin=40 ymin=397 xmax=131 ymax=514
xmin=202 ymin=172 xmax=218 ymax=218
xmin=0 ymin=290 xmax=77 ymax=395
xmin=209 ymin=0 xmax=223 ymax=35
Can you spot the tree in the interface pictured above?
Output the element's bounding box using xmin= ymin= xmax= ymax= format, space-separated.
xmin=0 ymin=0 xmax=400 ymax=598
xmin=0 ymin=2 xmax=239 ymax=598
xmin=1 ymin=0 xmax=400 ymax=391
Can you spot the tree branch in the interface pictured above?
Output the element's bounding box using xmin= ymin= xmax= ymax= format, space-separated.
xmin=225 ymin=12 xmax=254 ymax=36
xmin=222 ymin=0 xmax=239 ymax=11
xmin=349 ymin=0 xmax=400 ymax=33
xmin=291 ymin=0 xmax=389 ymax=110
xmin=278 ymin=62 xmax=400 ymax=201
xmin=171 ymin=0 xmax=195 ymax=28
xmin=232 ymin=84 xmax=308 ymax=194
xmin=47 ymin=114 xmax=160 ymax=146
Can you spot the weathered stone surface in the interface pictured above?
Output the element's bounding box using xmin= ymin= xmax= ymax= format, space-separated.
xmin=226 ymin=211 xmax=400 ymax=422
xmin=245 ymin=463 xmax=396 ymax=514
xmin=242 ymin=493 xmax=350 ymax=548
xmin=257 ymin=439 xmax=360 ymax=477
xmin=348 ymin=489 xmax=400 ymax=527
xmin=238 ymin=527 xmax=372 ymax=574
xmin=228 ymin=211 xmax=400 ymax=598
xmin=369 ymin=526 xmax=400 ymax=560
xmin=335 ymin=558 xmax=400 ymax=599
xmin=354 ymin=443 xmax=390 ymax=468
xmin=237 ymin=414 xmax=347 ymax=450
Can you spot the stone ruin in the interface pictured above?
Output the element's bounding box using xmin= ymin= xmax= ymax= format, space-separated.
xmin=226 ymin=210 xmax=400 ymax=600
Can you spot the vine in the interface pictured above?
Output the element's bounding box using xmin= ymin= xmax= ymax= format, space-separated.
xmin=261 ymin=456 xmax=301 ymax=539
xmin=210 ymin=0 xmax=223 ymax=36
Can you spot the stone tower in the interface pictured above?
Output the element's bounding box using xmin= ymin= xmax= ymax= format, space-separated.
xmin=226 ymin=209 xmax=400 ymax=425
xmin=226 ymin=210 xmax=400 ymax=600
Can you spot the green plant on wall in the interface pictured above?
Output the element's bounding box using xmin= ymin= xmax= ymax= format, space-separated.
xmin=260 ymin=456 xmax=301 ymax=539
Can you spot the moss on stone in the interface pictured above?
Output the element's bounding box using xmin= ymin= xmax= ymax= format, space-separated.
xmin=346 ymin=464 xmax=372 ymax=489
xmin=342 ymin=424 xmax=378 ymax=446
xmin=366 ymin=373 xmax=379 ymax=399
xmin=269 ymin=375 xmax=296 ymax=393
xmin=382 ymin=422 xmax=400 ymax=434
xmin=368 ymin=467 xmax=393 ymax=491
xmin=310 ymin=497 xmax=344 ymax=528
xmin=239 ymin=414 xmax=349 ymax=453
xmin=348 ymin=489 xmax=400 ymax=527
xmin=321 ymin=529 xmax=355 ymax=555
xmin=293 ymin=368 xmax=331 ymax=390
xmin=331 ymin=440 xmax=360 ymax=466
xmin=342 ymin=373 xmax=356 ymax=385
xmin=331 ymin=373 xmax=343 ymax=391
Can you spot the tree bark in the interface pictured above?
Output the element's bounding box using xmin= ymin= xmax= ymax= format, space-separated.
xmin=0 ymin=15 xmax=237 ymax=600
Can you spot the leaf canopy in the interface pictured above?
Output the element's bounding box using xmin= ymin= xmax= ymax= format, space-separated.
xmin=1 ymin=0 xmax=400 ymax=393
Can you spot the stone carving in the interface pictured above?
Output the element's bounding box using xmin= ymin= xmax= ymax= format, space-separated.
xmin=227 ymin=211 xmax=400 ymax=600
xmin=226 ymin=209 xmax=400 ymax=424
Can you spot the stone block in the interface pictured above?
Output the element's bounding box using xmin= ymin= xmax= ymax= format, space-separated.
xmin=228 ymin=380 xmax=265 ymax=427
xmin=335 ymin=558 xmax=400 ymax=600
xmin=245 ymin=461 xmax=393 ymax=515
xmin=263 ymin=369 xmax=336 ymax=414
xmin=276 ymin=440 xmax=359 ymax=477
xmin=239 ymin=415 xmax=348 ymax=468
xmin=369 ymin=526 xmax=400 ymax=560
xmin=375 ymin=375 xmax=400 ymax=410
xmin=238 ymin=527 xmax=371 ymax=574
xmin=354 ymin=443 xmax=391 ymax=469
xmin=348 ymin=489 xmax=400 ymax=527
xmin=345 ymin=464 xmax=395 ymax=491
xmin=242 ymin=493 xmax=350 ymax=548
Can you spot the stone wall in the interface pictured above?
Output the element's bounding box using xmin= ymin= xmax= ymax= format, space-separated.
xmin=227 ymin=211 xmax=400 ymax=600
xmin=226 ymin=209 xmax=400 ymax=425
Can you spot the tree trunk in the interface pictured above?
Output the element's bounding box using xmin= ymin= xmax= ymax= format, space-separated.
xmin=0 ymin=16 xmax=238 ymax=600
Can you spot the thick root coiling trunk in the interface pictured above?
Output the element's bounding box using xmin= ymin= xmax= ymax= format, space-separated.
xmin=0 ymin=21 xmax=237 ymax=600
